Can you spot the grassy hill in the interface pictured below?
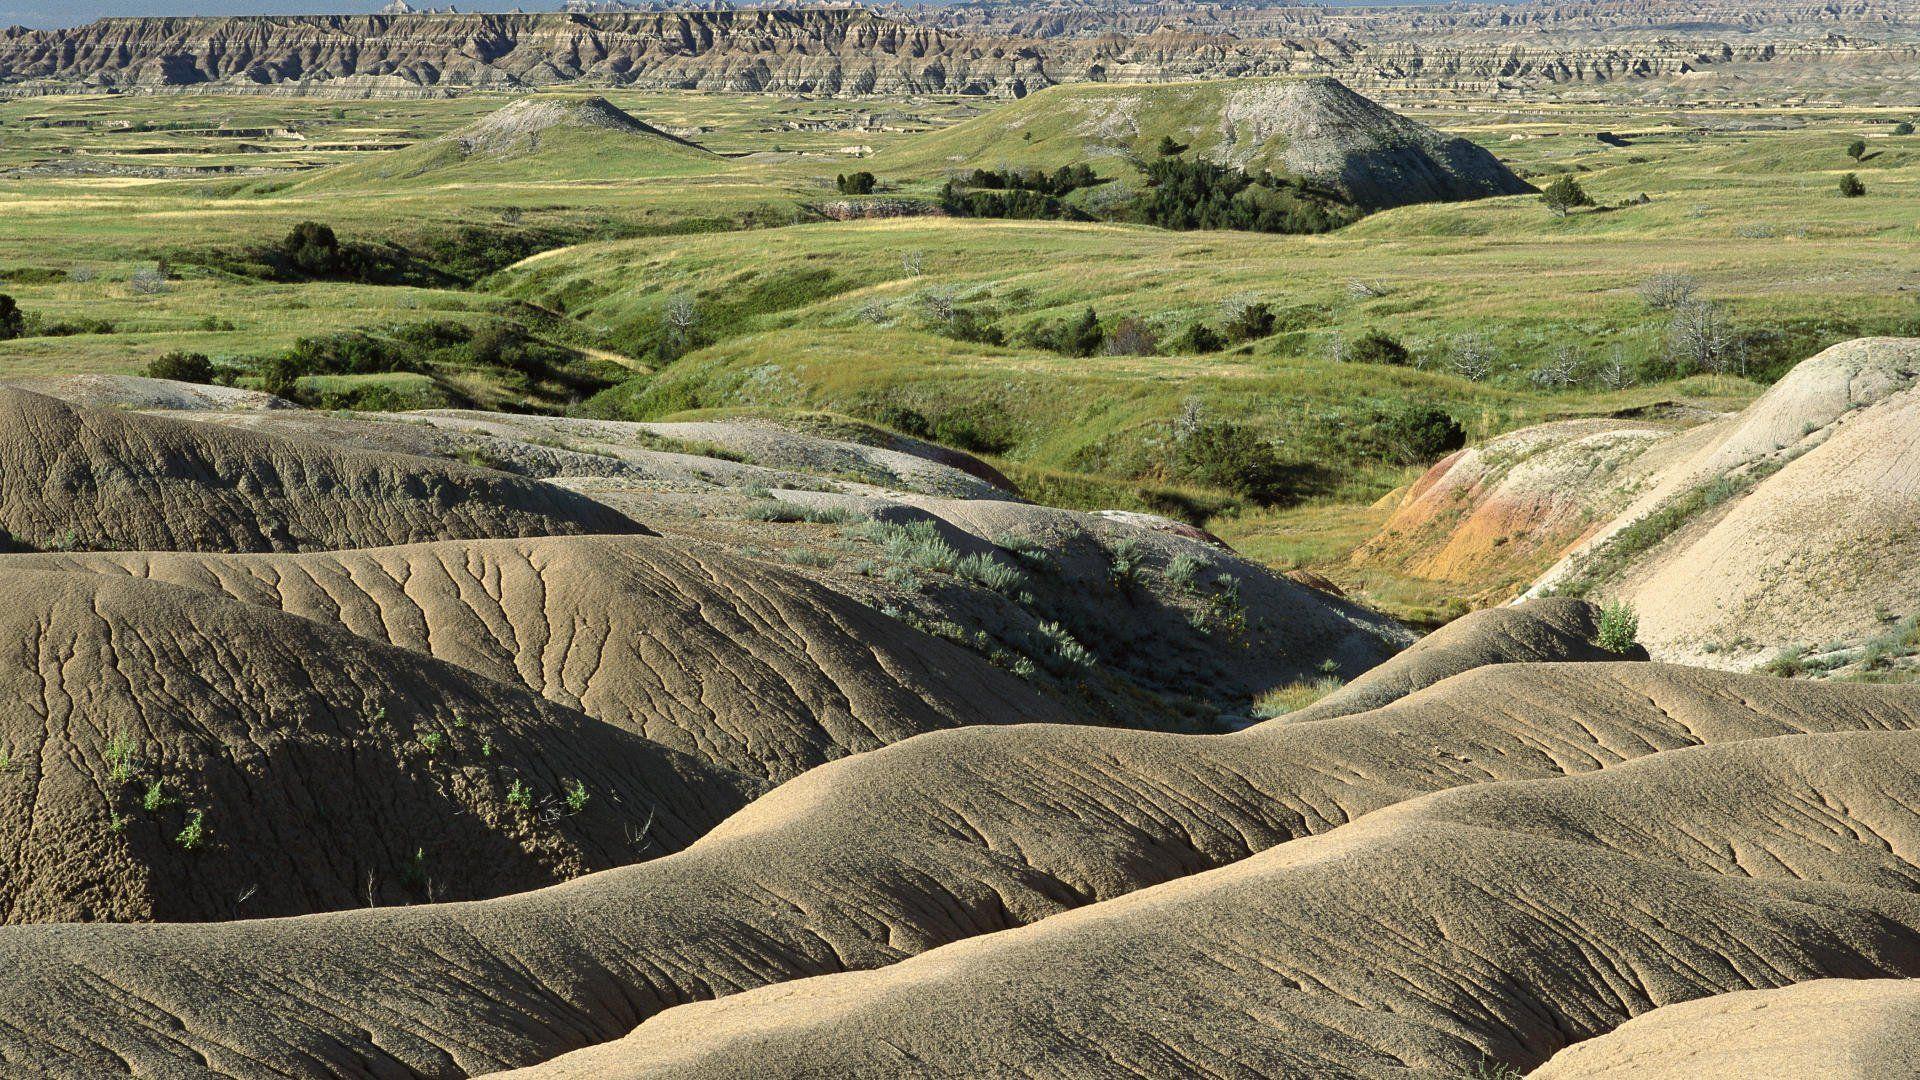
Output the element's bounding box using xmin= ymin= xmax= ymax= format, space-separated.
xmin=291 ymin=95 xmax=724 ymax=191
xmin=873 ymin=77 xmax=1532 ymax=210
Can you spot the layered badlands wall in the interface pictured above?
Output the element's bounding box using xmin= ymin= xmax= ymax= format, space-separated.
xmin=2 ymin=0 xmax=1919 ymax=97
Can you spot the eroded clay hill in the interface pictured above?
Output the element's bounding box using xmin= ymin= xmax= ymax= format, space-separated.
xmin=530 ymin=729 xmax=1920 ymax=1078
xmin=33 ymin=384 xmax=1412 ymax=727
xmin=3 ymin=604 xmax=1918 ymax=1075
xmin=6 ymin=535 xmax=1072 ymax=783
xmin=0 ymin=386 xmax=638 ymax=553
xmin=1534 ymin=979 xmax=1920 ymax=1078
xmin=1356 ymin=337 xmax=1920 ymax=668
xmin=0 ymin=569 xmax=761 ymax=924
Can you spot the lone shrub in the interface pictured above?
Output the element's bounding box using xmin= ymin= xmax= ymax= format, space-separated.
xmin=0 ymin=295 xmax=22 ymax=340
xmin=835 ymin=171 xmax=877 ymax=195
xmin=1839 ymin=172 xmax=1867 ymax=197
xmin=1345 ymin=330 xmax=1410 ymax=366
xmin=1540 ymin=175 xmax=1595 ymax=216
xmin=1594 ymin=600 xmax=1640 ymax=653
xmin=1172 ymin=322 xmax=1224 ymax=353
xmin=1846 ymin=139 xmax=1867 ymax=161
xmin=1369 ymin=405 xmax=1467 ymax=466
xmin=1176 ymin=420 xmax=1300 ymax=505
xmin=147 ymin=350 xmax=214 ymax=383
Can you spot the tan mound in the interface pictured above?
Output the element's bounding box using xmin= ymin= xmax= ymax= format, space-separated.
xmin=1530 ymin=337 xmax=1920 ymax=666
xmin=449 ymin=95 xmax=705 ymax=158
xmin=6 ymin=535 xmax=1071 ymax=783
xmin=1 ymin=655 xmax=1916 ymax=1074
xmin=1288 ymin=596 xmax=1645 ymax=722
xmin=1 ymin=374 xmax=293 ymax=412
xmin=527 ymin=730 xmax=1920 ymax=1078
xmin=0 ymin=388 xmax=639 ymax=553
xmin=1534 ymin=979 xmax=1920 ymax=1079
xmin=0 ymin=570 xmax=760 ymax=924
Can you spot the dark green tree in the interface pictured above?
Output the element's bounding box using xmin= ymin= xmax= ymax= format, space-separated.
xmin=1839 ymin=172 xmax=1867 ymax=197
xmin=1346 ymin=330 xmax=1411 ymax=366
xmin=0 ymin=294 xmax=22 ymax=341
xmin=1540 ymin=175 xmax=1595 ymax=216
xmin=836 ymin=171 xmax=877 ymax=195
xmin=1846 ymin=139 xmax=1868 ymax=161
xmin=147 ymin=350 xmax=214 ymax=383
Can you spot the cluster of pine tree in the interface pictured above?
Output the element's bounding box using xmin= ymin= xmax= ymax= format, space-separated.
xmin=1127 ymin=157 xmax=1352 ymax=234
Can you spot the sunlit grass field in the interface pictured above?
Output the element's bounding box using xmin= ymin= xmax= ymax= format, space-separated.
xmin=0 ymin=83 xmax=1914 ymax=617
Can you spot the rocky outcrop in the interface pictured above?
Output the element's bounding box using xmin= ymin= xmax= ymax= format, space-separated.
xmin=3 ymin=2 xmax=1918 ymax=97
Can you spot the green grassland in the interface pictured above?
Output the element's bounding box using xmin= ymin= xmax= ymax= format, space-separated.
xmin=0 ymin=81 xmax=1915 ymax=616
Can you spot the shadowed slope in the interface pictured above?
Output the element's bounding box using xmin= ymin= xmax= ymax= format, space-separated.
xmin=519 ymin=731 xmax=1920 ymax=1078
xmin=0 ymin=653 xmax=1917 ymax=1074
xmin=0 ymin=387 xmax=639 ymax=553
xmin=1535 ymin=979 xmax=1920 ymax=1078
xmin=0 ymin=570 xmax=762 ymax=924
xmin=5 ymin=536 xmax=1073 ymax=783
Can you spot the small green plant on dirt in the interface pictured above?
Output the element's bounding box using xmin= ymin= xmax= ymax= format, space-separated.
xmin=1106 ymin=535 xmax=1149 ymax=591
xmin=1763 ymin=644 xmax=1809 ymax=679
xmin=1035 ymin=621 xmax=1097 ymax=674
xmin=105 ymin=734 xmax=138 ymax=784
xmin=1191 ymin=574 xmax=1249 ymax=639
xmin=417 ymin=731 xmax=446 ymax=758
xmin=107 ymin=812 xmax=128 ymax=834
xmin=1594 ymin=600 xmax=1640 ymax=653
xmin=141 ymin=779 xmax=176 ymax=813
xmin=401 ymin=847 xmax=428 ymax=887
xmin=563 ymin=779 xmax=590 ymax=814
xmin=505 ymin=779 xmax=533 ymax=810
xmin=1466 ymin=1061 xmax=1522 ymax=1080
xmin=480 ymin=736 xmax=496 ymax=758
xmin=1165 ymin=552 xmax=1206 ymax=590
xmin=175 ymin=810 xmax=207 ymax=852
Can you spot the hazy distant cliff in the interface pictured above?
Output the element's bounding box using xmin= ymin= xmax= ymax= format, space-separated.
xmin=1 ymin=1 xmax=1916 ymax=97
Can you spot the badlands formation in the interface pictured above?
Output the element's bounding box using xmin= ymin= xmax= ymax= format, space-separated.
xmin=1361 ymin=337 xmax=1920 ymax=672
xmin=0 ymin=340 xmax=1917 ymax=1075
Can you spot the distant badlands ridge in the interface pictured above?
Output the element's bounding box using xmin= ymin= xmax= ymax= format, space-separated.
xmin=3 ymin=0 xmax=1920 ymax=98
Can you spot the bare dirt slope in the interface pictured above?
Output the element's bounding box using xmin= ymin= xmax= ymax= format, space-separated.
xmin=1534 ymin=979 xmax=1920 ymax=1079
xmin=526 ymin=729 xmax=1920 ymax=1078
xmin=0 ymin=569 xmax=761 ymax=924
xmin=1353 ymin=338 xmax=1920 ymax=668
xmin=5 ymin=535 xmax=1071 ymax=783
xmin=1 ymin=611 xmax=1916 ymax=1075
xmin=1529 ymin=337 xmax=1920 ymax=667
xmin=0 ymin=387 xmax=639 ymax=553
xmin=1349 ymin=417 xmax=1672 ymax=601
